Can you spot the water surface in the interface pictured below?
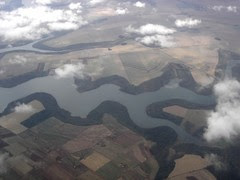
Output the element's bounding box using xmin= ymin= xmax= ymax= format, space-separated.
xmin=0 ymin=76 xmax=215 ymax=142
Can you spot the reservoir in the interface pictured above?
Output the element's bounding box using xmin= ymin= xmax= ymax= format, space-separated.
xmin=0 ymin=75 xmax=215 ymax=143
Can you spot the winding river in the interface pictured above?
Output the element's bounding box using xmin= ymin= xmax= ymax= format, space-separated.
xmin=0 ymin=37 xmax=58 ymax=54
xmin=0 ymin=35 xmax=128 ymax=55
xmin=0 ymin=75 xmax=215 ymax=143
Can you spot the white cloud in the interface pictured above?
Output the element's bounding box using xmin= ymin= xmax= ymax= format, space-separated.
xmin=126 ymin=24 xmax=176 ymax=35
xmin=69 ymin=2 xmax=82 ymax=12
xmin=14 ymin=103 xmax=36 ymax=113
xmin=212 ymin=5 xmax=237 ymax=13
xmin=115 ymin=7 xmax=128 ymax=15
xmin=55 ymin=61 xmax=103 ymax=79
xmin=48 ymin=22 xmax=79 ymax=31
xmin=227 ymin=6 xmax=237 ymax=12
xmin=175 ymin=18 xmax=201 ymax=28
xmin=136 ymin=35 xmax=175 ymax=47
xmin=0 ymin=5 xmax=87 ymax=42
xmin=34 ymin=0 xmax=66 ymax=5
xmin=0 ymin=153 xmax=9 ymax=175
xmin=134 ymin=1 xmax=145 ymax=8
xmin=126 ymin=24 xmax=176 ymax=47
xmin=204 ymin=79 xmax=240 ymax=142
xmin=55 ymin=63 xmax=85 ymax=79
xmin=88 ymin=0 xmax=106 ymax=6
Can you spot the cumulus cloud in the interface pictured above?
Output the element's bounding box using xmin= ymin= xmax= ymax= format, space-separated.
xmin=69 ymin=2 xmax=82 ymax=12
xmin=14 ymin=103 xmax=36 ymax=113
xmin=134 ymin=1 xmax=145 ymax=8
xmin=34 ymin=0 xmax=67 ymax=5
xmin=55 ymin=61 xmax=103 ymax=79
xmin=204 ymin=79 xmax=240 ymax=142
xmin=175 ymin=18 xmax=201 ymax=28
xmin=0 ymin=153 xmax=9 ymax=174
xmin=126 ymin=24 xmax=176 ymax=35
xmin=88 ymin=0 xmax=106 ymax=6
xmin=212 ymin=5 xmax=237 ymax=12
xmin=55 ymin=63 xmax=85 ymax=79
xmin=227 ymin=6 xmax=237 ymax=12
xmin=115 ymin=7 xmax=128 ymax=15
xmin=136 ymin=35 xmax=175 ymax=47
xmin=126 ymin=24 xmax=176 ymax=47
xmin=0 ymin=5 xmax=87 ymax=42
xmin=48 ymin=22 xmax=79 ymax=31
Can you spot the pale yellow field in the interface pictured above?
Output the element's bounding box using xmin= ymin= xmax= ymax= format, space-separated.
xmin=1 ymin=33 xmax=209 ymax=86
xmin=132 ymin=145 xmax=147 ymax=163
xmin=168 ymin=169 xmax=216 ymax=180
xmin=163 ymin=105 xmax=209 ymax=134
xmin=163 ymin=34 xmax=219 ymax=85
xmin=168 ymin=154 xmax=212 ymax=179
xmin=163 ymin=105 xmax=188 ymax=118
xmin=80 ymin=152 xmax=110 ymax=171
xmin=0 ymin=100 xmax=44 ymax=134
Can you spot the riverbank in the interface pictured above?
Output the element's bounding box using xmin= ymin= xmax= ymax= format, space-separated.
xmin=0 ymin=63 xmax=49 ymax=88
xmin=75 ymin=62 xmax=213 ymax=96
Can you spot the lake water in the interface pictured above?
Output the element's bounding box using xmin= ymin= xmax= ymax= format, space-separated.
xmin=0 ymin=76 xmax=215 ymax=143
